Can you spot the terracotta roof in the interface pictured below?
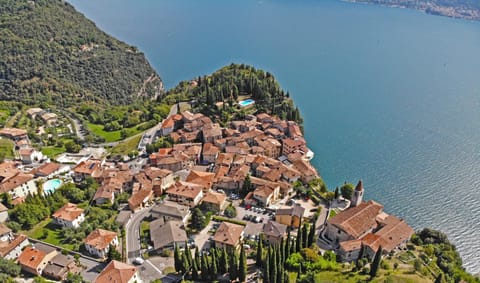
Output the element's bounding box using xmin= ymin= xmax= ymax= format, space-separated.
xmin=213 ymin=222 xmax=244 ymax=247
xmin=0 ymin=161 xmax=19 ymax=179
xmin=95 ymin=260 xmax=137 ymax=283
xmin=186 ymin=170 xmax=215 ymax=189
xmin=18 ymin=148 xmax=34 ymax=156
xmin=150 ymin=220 xmax=187 ymax=250
xmin=0 ymin=233 xmax=28 ymax=257
xmin=93 ymin=186 xmax=115 ymax=202
xmin=161 ymin=117 xmax=175 ymax=129
xmin=276 ymin=204 xmax=305 ymax=218
xmin=18 ymin=246 xmax=47 ymax=271
xmin=0 ymin=128 xmax=27 ymax=138
xmin=263 ymin=220 xmax=287 ymax=238
xmin=84 ymin=229 xmax=117 ymax=250
xmin=339 ymin=239 xmax=363 ymax=252
xmin=0 ymin=223 xmax=11 ymax=235
xmin=73 ymin=160 xmax=101 ymax=175
xmin=254 ymin=186 xmax=275 ymax=198
xmin=166 ymin=181 xmax=203 ymax=199
xmin=329 ymin=200 xmax=384 ymax=239
xmin=202 ymin=143 xmax=220 ymax=155
xmin=201 ymin=191 xmax=226 ymax=206
xmin=52 ymin=203 xmax=84 ymax=222
xmin=151 ymin=201 xmax=190 ymax=219
xmin=128 ymin=189 xmax=153 ymax=209
xmin=361 ymin=215 xmax=414 ymax=253
xmin=0 ymin=173 xmax=34 ymax=193
xmin=0 ymin=202 xmax=7 ymax=212
xmin=35 ymin=162 xmax=60 ymax=176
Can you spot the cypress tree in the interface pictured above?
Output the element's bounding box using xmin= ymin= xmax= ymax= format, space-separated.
xmin=174 ymin=244 xmax=182 ymax=273
xmin=185 ymin=243 xmax=193 ymax=267
xmin=296 ymin=223 xmax=302 ymax=252
xmin=192 ymin=261 xmax=199 ymax=280
xmin=271 ymin=247 xmax=277 ymax=283
xmin=256 ymin=233 xmax=264 ymax=267
xmin=297 ymin=262 xmax=302 ymax=276
xmin=277 ymin=265 xmax=284 ymax=283
xmin=302 ymin=224 xmax=308 ymax=249
xmin=280 ymin=238 xmax=285 ymax=265
xmin=239 ymin=245 xmax=247 ymax=282
xmin=220 ymin=247 xmax=229 ymax=274
xmin=265 ymin=249 xmax=270 ymax=283
xmin=370 ymin=246 xmax=383 ymax=278
xmin=194 ymin=247 xmax=201 ymax=270
xmin=308 ymin=223 xmax=316 ymax=247
xmin=434 ymin=273 xmax=443 ymax=283
xmin=229 ymin=251 xmax=239 ymax=281
xmin=181 ymin=252 xmax=189 ymax=273
xmin=201 ymin=254 xmax=208 ymax=281
xmin=334 ymin=187 xmax=339 ymax=199
xmin=285 ymin=230 xmax=291 ymax=259
xmin=211 ymin=249 xmax=218 ymax=277
xmin=290 ymin=236 xmax=296 ymax=255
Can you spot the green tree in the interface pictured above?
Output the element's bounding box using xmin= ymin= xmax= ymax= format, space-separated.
xmin=241 ymin=174 xmax=253 ymax=196
xmin=0 ymin=257 xmax=21 ymax=277
xmin=65 ymin=273 xmax=86 ymax=283
xmin=107 ymin=244 xmax=121 ymax=262
xmin=174 ymin=244 xmax=182 ymax=272
xmin=220 ymin=247 xmax=229 ymax=274
xmin=224 ymin=203 xmax=237 ymax=218
xmin=265 ymin=249 xmax=270 ymax=283
xmin=370 ymin=246 xmax=383 ymax=278
xmin=307 ymin=223 xmax=316 ymax=247
xmin=434 ymin=273 xmax=443 ymax=283
xmin=340 ymin=183 xmax=354 ymax=200
xmin=229 ymin=251 xmax=239 ymax=281
xmin=256 ymin=233 xmax=263 ymax=267
xmin=302 ymin=224 xmax=308 ymax=249
xmin=334 ymin=187 xmax=339 ymax=199
xmin=191 ymin=208 xmax=206 ymax=230
xmin=239 ymin=244 xmax=247 ymax=282
xmin=296 ymin=223 xmax=303 ymax=252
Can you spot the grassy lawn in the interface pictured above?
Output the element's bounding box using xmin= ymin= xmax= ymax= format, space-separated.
xmin=87 ymin=122 xmax=147 ymax=143
xmin=313 ymin=271 xmax=431 ymax=283
xmin=0 ymin=138 xmax=14 ymax=160
xmin=25 ymin=218 xmax=75 ymax=250
xmin=328 ymin=209 xmax=337 ymax=219
xmin=109 ymin=134 xmax=142 ymax=155
xmin=42 ymin=146 xmax=66 ymax=158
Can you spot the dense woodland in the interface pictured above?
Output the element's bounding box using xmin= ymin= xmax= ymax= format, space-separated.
xmin=0 ymin=0 xmax=162 ymax=107
xmin=165 ymin=64 xmax=303 ymax=124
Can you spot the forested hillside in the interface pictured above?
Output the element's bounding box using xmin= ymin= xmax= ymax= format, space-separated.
xmin=349 ymin=0 xmax=480 ymax=20
xmin=0 ymin=0 xmax=162 ymax=106
xmin=165 ymin=64 xmax=302 ymax=124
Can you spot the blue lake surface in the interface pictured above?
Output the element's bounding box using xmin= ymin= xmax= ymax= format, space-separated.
xmin=68 ymin=0 xmax=480 ymax=272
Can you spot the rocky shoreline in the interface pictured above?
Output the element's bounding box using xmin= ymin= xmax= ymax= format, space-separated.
xmin=345 ymin=0 xmax=480 ymax=21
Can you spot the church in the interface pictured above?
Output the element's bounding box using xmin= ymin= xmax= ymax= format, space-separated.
xmin=322 ymin=180 xmax=415 ymax=262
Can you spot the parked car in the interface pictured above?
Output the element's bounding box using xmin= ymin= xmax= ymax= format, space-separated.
xmin=133 ymin=257 xmax=145 ymax=265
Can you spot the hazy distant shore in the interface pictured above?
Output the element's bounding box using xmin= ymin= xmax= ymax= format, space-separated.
xmin=344 ymin=0 xmax=480 ymax=21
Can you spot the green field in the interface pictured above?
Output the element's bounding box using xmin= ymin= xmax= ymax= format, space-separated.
xmin=87 ymin=122 xmax=146 ymax=142
xmin=0 ymin=138 xmax=14 ymax=161
xmin=109 ymin=134 xmax=142 ymax=155
xmin=26 ymin=218 xmax=75 ymax=251
xmin=42 ymin=146 xmax=66 ymax=158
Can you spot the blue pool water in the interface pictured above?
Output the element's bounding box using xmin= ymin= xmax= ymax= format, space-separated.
xmin=43 ymin=179 xmax=62 ymax=194
xmin=239 ymin=99 xmax=255 ymax=107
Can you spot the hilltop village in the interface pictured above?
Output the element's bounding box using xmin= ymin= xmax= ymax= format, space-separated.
xmin=0 ymin=106 xmax=419 ymax=283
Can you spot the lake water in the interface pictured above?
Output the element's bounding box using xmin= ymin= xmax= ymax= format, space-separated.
xmin=68 ymin=0 xmax=480 ymax=272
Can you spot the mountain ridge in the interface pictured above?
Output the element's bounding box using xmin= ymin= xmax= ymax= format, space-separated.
xmin=0 ymin=0 xmax=163 ymax=107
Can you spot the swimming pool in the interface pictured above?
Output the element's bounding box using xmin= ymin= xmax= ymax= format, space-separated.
xmin=238 ymin=99 xmax=255 ymax=107
xmin=43 ymin=179 xmax=62 ymax=194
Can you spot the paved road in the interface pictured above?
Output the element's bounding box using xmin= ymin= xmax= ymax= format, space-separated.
xmin=125 ymin=207 xmax=152 ymax=262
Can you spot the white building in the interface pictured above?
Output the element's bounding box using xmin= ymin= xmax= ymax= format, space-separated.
xmin=52 ymin=203 xmax=85 ymax=229
xmin=84 ymin=229 xmax=118 ymax=258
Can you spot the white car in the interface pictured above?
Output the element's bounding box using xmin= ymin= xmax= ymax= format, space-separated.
xmin=133 ymin=257 xmax=145 ymax=265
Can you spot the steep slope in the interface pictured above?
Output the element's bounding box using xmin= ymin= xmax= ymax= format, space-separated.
xmin=0 ymin=0 xmax=162 ymax=106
